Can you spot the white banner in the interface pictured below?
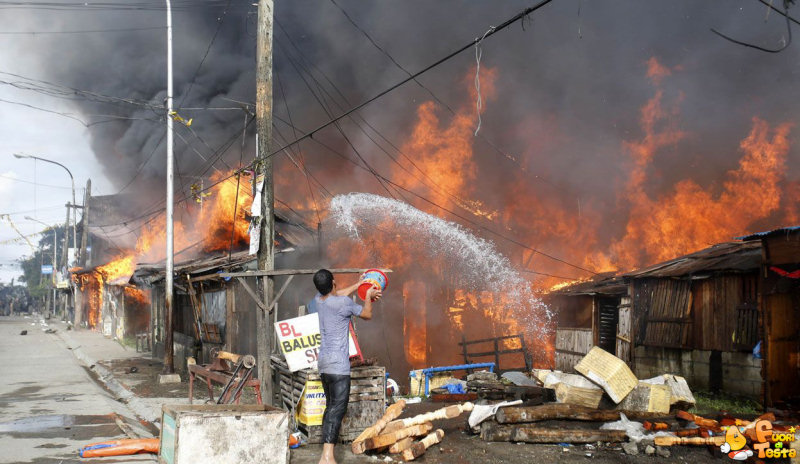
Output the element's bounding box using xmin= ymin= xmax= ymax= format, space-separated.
xmin=275 ymin=313 xmax=357 ymax=372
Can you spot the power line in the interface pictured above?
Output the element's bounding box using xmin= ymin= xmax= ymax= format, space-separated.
xmin=257 ymin=0 xmax=556 ymax=166
xmin=0 ymin=1 xmax=241 ymax=12
xmin=0 ymin=174 xmax=73 ymax=190
xmin=326 ymin=0 xmax=557 ymax=188
xmin=518 ymin=269 xmax=582 ymax=280
xmin=275 ymin=22 xmax=496 ymax=217
xmin=269 ymin=114 xmax=598 ymax=276
xmin=0 ymin=26 xmax=166 ymax=34
xmin=176 ymin=0 xmax=233 ymax=110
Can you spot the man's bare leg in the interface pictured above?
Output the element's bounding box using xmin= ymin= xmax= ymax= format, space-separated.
xmin=319 ymin=443 xmax=336 ymax=464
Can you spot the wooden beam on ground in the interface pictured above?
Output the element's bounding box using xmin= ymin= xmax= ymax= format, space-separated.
xmin=496 ymin=404 xmax=667 ymax=424
xmin=676 ymin=411 xmax=721 ymax=432
xmin=388 ymin=437 xmax=414 ymax=454
xmin=402 ymin=429 xmax=444 ymax=461
xmin=363 ymin=423 xmax=433 ymax=451
xmin=352 ymin=399 xmax=407 ymax=454
xmin=380 ymin=403 xmax=473 ymax=436
xmin=654 ymin=436 xmax=725 ymax=447
xmin=480 ymin=423 xmax=628 ymax=444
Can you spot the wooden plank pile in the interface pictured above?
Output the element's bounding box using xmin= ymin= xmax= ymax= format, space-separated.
xmin=351 ymin=400 xmax=473 ymax=461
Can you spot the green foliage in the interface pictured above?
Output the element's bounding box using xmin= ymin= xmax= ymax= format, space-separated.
xmin=17 ymin=224 xmax=67 ymax=293
xmin=690 ymin=390 xmax=762 ymax=415
xmin=27 ymin=282 xmax=51 ymax=299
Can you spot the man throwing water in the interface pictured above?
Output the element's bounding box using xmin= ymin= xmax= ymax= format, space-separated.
xmin=312 ymin=269 xmax=381 ymax=464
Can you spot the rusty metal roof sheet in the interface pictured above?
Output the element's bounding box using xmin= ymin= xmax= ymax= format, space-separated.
xmin=622 ymin=241 xmax=761 ymax=278
xmin=548 ymin=272 xmax=628 ymax=296
xmin=737 ymin=226 xmax=800 ymax=241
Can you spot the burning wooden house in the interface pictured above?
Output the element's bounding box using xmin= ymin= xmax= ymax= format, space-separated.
xmin=738 ymin=226 xmax=800 ymax=408
xmin=131 ymin=215 xmax=317 ymax=373
xmin=549 ymin=238 xmax=782 ymax=403
xmin=72 ymin=192 xmax=152 ymax=338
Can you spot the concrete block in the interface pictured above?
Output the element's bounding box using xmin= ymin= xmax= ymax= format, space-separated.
xmin=692 ymin=350 xmax=710 ymax=363
xmin=159 ymin=373 xmax=181 ymax=384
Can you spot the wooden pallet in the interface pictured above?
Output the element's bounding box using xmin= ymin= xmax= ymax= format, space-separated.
xmin=270 ymin=355 xmax=386 ymax=443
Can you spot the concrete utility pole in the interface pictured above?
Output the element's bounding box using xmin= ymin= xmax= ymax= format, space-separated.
xmin=75 ymin=179 xmax=90 ymax=328
xmin=256 ymin=0 xmax=274 ymax=405
xmin=160 ymin=0 xmax=179 ymax=382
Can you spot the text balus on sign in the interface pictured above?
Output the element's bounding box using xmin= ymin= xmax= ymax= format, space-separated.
xmin=275 ymin=313 xmax=357 ymax=372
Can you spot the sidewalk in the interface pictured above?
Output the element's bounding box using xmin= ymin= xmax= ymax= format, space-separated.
xmin=52 ymin=320 xmax=202 ymax=426
xmin=0 ymin=315 xmax=155 ymax=463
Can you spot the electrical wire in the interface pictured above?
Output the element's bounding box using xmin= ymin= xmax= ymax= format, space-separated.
xmin=262 ymin=0 xmax=554 ymax=169
xmin=0 ymin=174 xmax=73 ymax=190
xmin=176 ymin=0 xmax=233 ymax=110
xmin=0 ymin=26 xmax=166 ymax=34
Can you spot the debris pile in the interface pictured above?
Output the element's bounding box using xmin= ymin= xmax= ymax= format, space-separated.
xmin=463 ymin=347 xmax=798 ymax=459
xmin=352 ymin=400 xmax=473 ymax=461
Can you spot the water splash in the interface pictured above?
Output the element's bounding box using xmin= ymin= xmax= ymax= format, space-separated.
xmin=329 ymin=193 xmax=552 ymax=338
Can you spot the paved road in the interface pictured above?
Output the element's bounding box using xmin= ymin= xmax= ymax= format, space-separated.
xmin=0 ymin=315 xmax=154 ymax=464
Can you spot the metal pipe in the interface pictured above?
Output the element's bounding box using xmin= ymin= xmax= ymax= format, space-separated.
xmin=410 ymin=363 xmax=496 ymax=396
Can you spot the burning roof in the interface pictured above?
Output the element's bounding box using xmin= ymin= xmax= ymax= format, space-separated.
xmin=737 ymin=225 xmax=800 ymax=241
xmin=622 ymin=241 xmax=761 ymax=279
xmin=549 ymin=240 xmax=762 ymax=296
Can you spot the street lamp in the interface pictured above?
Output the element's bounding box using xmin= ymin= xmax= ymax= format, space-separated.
xmin=13 ymin=153 xmax=77 ymax=262
xmin=25 ymin=215 xmax=57 ymax=317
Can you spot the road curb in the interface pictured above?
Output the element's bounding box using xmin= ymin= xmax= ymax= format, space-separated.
xmin=54 ymin=327 xmax=161 ymax=425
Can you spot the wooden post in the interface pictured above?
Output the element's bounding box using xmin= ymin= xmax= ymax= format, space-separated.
xmin=75 ymin=179 xmax=90 ymax=328
xmin=352 ymin=399 xmax=407 ymax=454
xmin=363 ymin=423 xmax=433 ymax=451
xmin=255 ymin=0 xmax=274 ymax=406
xmin=480 ymin=423 xmax=628 ymax=443
xmin=495 ymin=404 xmax=665 ymax=424
xmin=402 ymin=429 xmax=444 ymax=461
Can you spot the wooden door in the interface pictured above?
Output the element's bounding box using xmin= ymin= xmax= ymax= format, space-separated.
xmin=766 ymin=292 xmax=800 ymax=406
xmin=597 ymin=297 xmax=620 ymax=354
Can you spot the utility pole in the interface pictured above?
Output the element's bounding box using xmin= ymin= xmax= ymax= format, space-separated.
xmin=75 ymin=179 xmax=90 ymax=328
xmin=161 ymin=0 xmax=178 ymax=381
xmin=256 ymin=0 xmax=274 ymax=405
xmin=61 ymin=204 xmax=70 ymax=318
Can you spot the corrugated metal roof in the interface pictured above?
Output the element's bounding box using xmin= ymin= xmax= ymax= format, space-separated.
xmin=737 ymin=226 xmax=800 ymax=241
xmin=548 ymin=272 xmax=628 ymax=296
xmin=623 ymin=241 xmax=761 ymax=278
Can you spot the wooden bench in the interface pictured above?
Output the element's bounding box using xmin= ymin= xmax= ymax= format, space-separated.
xmin=188 ymin=354 xmax=262 ymax=405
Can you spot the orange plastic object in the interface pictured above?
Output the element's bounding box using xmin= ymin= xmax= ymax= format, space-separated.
xmin=79 ymin=438 xmax=160 ymax=458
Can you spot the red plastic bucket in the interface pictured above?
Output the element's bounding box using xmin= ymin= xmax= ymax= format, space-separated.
xmin=357 ymin=269 xmax=388 ymax=301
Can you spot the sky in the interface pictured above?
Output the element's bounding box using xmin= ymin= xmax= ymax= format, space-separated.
xmin=0 ymin=0 xmax=799 ymax=284
xmin=0 ymin=32 xmax=114 ymax=283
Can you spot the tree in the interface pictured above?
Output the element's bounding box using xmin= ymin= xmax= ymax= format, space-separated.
xmin=17 ymin=224 xmax=67 ymax=299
